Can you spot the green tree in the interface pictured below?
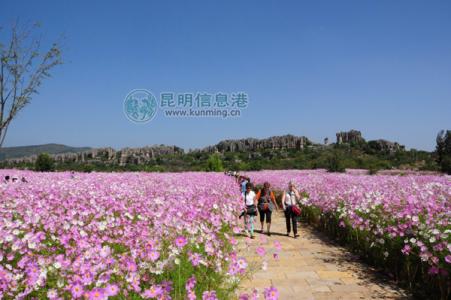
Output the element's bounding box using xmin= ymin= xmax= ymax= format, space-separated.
xmin=436 ymin=130 xmax=451 ymax=174
xmin=326 ymin=152 xmax=345 ymax=173
xmin=206 ymin=153 xmax=224 ymax=172
xmin=35 ymin=153 xmax=54 ymax=171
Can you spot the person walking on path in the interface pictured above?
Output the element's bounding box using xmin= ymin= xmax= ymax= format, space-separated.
xmin=240 ymin=176 xmax=249 ymax=193
xmin=242 ymin=182 xmax=257 ymax=239
xmin=281 ymin=181 xmax=301 ymax=238
xmin=256 ymin=182 xmax=279 ymax=236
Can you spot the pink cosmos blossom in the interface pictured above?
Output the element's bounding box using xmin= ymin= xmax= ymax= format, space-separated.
xmin=401 ymin=245 xmax=411 ymax=255
xmin=185 ymin=275 xmax=196 ymax=290
xmin=188 ymin=252 xmax=201 ymax=266
xmin=105 ymin=284 xmax=119 ymax=297
xmin=239 ymin=293 xmax=250 ymax=300
xmin=47 ymin=289 xmax=58 ymax=299
xmin=149 ymin=250 xmax=160 ymax=262
xmin=89 ymin=288 xmax=106 ymax=300
xmin=202 ymin=290 xmax=218 ymax=300
xmin=71 ymin=284 xmax=84 ymax=298
xmin=143 ymin=285 xmax=163 ymax=298
xmin=237 ymin=257 xmax=248 ymax=270
xmin=256 ymin=247 xmax=266 ymax=257
xmin=175 ymin=236 xmax=188 ymax=248
xmin=263 ymin=286 xmax=279 ymax=300
xmin=273 ymin=241 xmax=282 ymax=252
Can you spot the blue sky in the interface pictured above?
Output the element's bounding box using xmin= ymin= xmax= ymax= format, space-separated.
xmin=1 ymin=0 xmax=450 ymax=151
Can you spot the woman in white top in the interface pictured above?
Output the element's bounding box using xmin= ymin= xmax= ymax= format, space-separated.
xmin=281 ymin=181 xmax=301 ymax=238
xmin=242 ymin=182 xmax=257 ymax=239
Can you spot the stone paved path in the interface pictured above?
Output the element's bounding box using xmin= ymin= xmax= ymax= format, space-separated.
xmin=237 ymin=213 xmax=410 ymax=300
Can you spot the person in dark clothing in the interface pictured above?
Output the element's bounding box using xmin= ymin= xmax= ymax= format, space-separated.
xmin=256 ymin=182 xmax=279 ymax=236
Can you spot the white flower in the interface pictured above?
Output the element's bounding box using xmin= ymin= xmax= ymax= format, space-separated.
xmin=383 ymin=251 xmax=389 ymax=258
xmin=53 ymin=262 xmax=61 ymax=269
xmin=262 ymin=261 xmax=268 ymax=271
xmin=14 ymin=273 xmax=24 ymax=281
xmin=174 ymin=258 xmax=180 ymax=265
xmin=410 ymin=238 xmax=417 ymax=244
xmin=28 ymin=241 xmax=36 ymax=249
xmin=429 ymin=237 xmax=436 ymax=243
xmin=57 ymin=278 xmax=65 ymax=288
xmin=98 ymin=221 xmax=107 ymax=231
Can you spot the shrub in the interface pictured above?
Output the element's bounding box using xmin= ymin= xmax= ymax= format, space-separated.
xmin=206 ymin=153 xmax=224 ymax=172
xmin=35 ymin=153 xmax=54 ymax=172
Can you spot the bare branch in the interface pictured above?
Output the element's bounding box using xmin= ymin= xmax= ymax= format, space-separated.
xmin=0 ymin=22 xmax=63 ymax=147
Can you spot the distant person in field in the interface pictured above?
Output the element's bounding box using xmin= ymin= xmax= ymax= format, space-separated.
xmin=256 ymin=182 xmax=279 ymax=236
xmin=3 ymin=175 xmax=10 ymax=183
xmin=282 ymin=181 xmax=301 ymax=238
xmin=240 ymin=176 xmax=249 ymax=193
xmin=242 ymin=182 xmax=257 ymax=239
xmin=21 ymin=177 xmax=28 ymax=183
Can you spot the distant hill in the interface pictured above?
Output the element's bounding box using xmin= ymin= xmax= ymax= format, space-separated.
xmin=0 ymin=144 xmax=91 ymax=160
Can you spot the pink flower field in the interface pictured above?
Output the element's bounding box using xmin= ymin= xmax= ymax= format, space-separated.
xmin=0 ymin=171 xmax=247 ymax=299
xmin=1 ymin=169 xmax=450 ymax=299
xmin=245 ymin=170 xmax=451 ymax=296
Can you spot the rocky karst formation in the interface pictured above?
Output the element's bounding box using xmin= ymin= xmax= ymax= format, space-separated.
xmin=5 ymin=131 xmax=407 ymax=165
xmin=368 ymin=139 xmax=405 ymax=153
xmin=336 ymin=130 xmax=405 ymax=153
xmin=336 ymin=130 xmax=365 ymax=144
xmin=198 ymin=135 xmax=311 ymax=153
xmin=6 ymin=145 xmax=184 ymax=166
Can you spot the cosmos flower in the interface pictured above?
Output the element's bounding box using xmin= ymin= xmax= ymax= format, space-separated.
xmin=175 ymin=236 xmax=188 ymax=249
xmin=71 ymin=284 xmax=84 ymax=298
xmin=263 ymin=286 xmax=279 ymax=300
xmin=237 ymin=257 xmax=248 ymax=270
xmin=202 ymin=290 xmax=218 ymax=300
xmin=256 ymin=247 xmax=266 ymax=257
xmin=143 ymin=285 xmax=163 ymax=298
xmin=149 ymin=250 xmax=160 ymax=262
xmin=104 ymin=284 xmax=119 ymax=297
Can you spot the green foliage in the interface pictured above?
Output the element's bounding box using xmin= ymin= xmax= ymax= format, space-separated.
xmin=35 ymin=153 xmax=54 ymax=172
xmin=435 ymin=130 xmax=451 ymax=174
xmin=326 ymin=152 xmax=345 ymax=173
xmin=206 ymin=153 xmax=224 ymax=172
xmin=3 ymin=140 xmax=439 ymax=173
